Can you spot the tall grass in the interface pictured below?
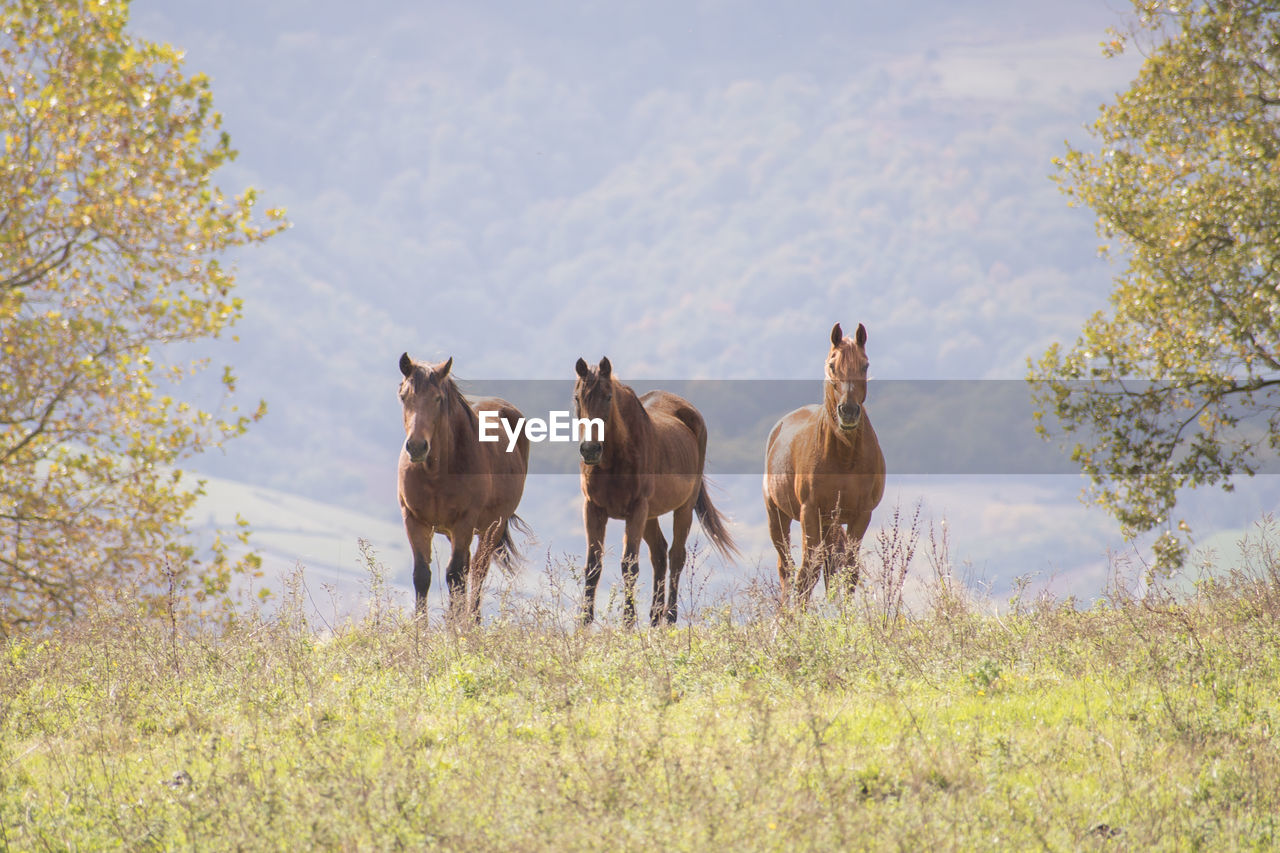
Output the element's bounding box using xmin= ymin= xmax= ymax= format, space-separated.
xmin=4 ymin=517 xmax=1280 ymax=850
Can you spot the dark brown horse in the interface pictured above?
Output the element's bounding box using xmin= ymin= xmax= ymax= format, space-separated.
xmin=763 ymin=323 xmax=886 ymax=604
xmin=397 ymin=353 xmax=531 ymax=619
xmin=573 ymin=357 xmax=738 ymax=626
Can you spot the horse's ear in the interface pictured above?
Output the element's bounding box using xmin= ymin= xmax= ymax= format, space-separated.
xmin=830 ymin=323 xmax=843 ymax=347
xmin=575 ymin=357 xmax=589 ymax=378
xmin=599 ymin=356 xmax=612 ymax=379
xmin=399 ymin=352 xmax=413 ymax=377
xmin=855 ymin=323 xmax=867 ymax=348
xmin=436 ymin=356 xmax=453 ymax=380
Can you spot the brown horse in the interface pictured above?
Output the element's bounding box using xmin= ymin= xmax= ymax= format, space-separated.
xmin=573 ymin=357 xmax=738 ymax=626
xmin=763 ymin=323 xmax=886 ymax=604
xmin=397 ymin=353 xmax=531 ymax=619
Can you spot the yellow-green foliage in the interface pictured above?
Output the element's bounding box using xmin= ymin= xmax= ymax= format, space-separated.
xmin=1031 ymin=0 xmax=1280 ymax=569
xmin=4 ymin=561 xmax=1280 ymax=851
xmin=0 ymin=0 xmax=286 ymax=630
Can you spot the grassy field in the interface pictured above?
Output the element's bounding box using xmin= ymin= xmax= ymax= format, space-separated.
xmin=4 ymin=531 xmax=1280 ymax=851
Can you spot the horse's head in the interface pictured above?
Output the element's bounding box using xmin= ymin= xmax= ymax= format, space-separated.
xmin=398 ymin=352 xmax=453 ymax=464
xmin=573 ymin=356 xmax=613 ymax=465
xmin=825 ymin=322 xmax=870 ymax=432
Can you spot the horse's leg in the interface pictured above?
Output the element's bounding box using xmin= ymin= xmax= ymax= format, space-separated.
xmin=766 ymin=499 xmax=793 ymax=604
xmin=797 ymin=502 xmax=823 ymax=606
xmin=643 ymin=518 xmax=669 ymax=627
xmin=845 ymin=511 xmax=874 ymax=592
xmin=820 ymin=521 xmax=847 ymax=596
xmin=403 ymin=513 xmax=435 ymax=615
xmin=581 ymin=501 xmax=608 ymax=626
xmin=468 ymin=518 xmax=502 ymax=622
xmin=444 ymin=527 xmax=474 ymax=620
xmin=665 ymin=501 xmax=694 ymax=625
xmin=620 ymin=507 xmax=647 ymax=629
xmin=665 ymin=499 xmax=696 ymax=625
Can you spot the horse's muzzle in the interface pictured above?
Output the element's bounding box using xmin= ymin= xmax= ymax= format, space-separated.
xmin=579 ymin=441 xmax=602 ymax=466
xmin=836 ymin=402 xmax=861 ymax=431
xmin=405 ymin=437 xmax=429 ymax=464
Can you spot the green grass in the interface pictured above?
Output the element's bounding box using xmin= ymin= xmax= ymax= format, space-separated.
xmin=5 ymin=545 xmax=1280 ymax=851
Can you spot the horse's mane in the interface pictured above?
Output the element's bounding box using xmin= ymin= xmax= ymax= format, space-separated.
xmin=613 ymin=376 xmax=642 ymax=410
xmin=610 ymin=377 xmax=654 ymax=443
xmin=438 ymin=372 xmax=479 ymax=433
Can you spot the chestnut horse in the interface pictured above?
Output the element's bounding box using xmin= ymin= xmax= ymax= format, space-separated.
xmin=763 ymin=323 xmax=886 ymax=604
xmin=397 ymin=353 xmax=531 ymax=619
xmin=573 ymin=357 xmax=738 ymax=626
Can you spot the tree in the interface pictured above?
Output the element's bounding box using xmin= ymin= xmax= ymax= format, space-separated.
xmin=0 ymin=0 xmax=285 ymax=630
xmin=1030 ymin=0 xmax=1280 ymax=570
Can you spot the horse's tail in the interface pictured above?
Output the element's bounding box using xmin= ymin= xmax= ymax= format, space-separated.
xmin=493 ymin=513 xmax=532 ymax=575
xmin=694 ymin=478 xmax=740 ymax=561
xmin=671 ymin=401 xmax=738 ymax=562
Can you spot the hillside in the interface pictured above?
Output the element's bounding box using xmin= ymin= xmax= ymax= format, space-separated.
xmin=190 ymin=468 xmax=1280 ymax=620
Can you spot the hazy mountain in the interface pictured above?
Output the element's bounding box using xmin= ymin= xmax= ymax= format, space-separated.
xmin=130 ymin=0 xmax=1280 ymax=602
